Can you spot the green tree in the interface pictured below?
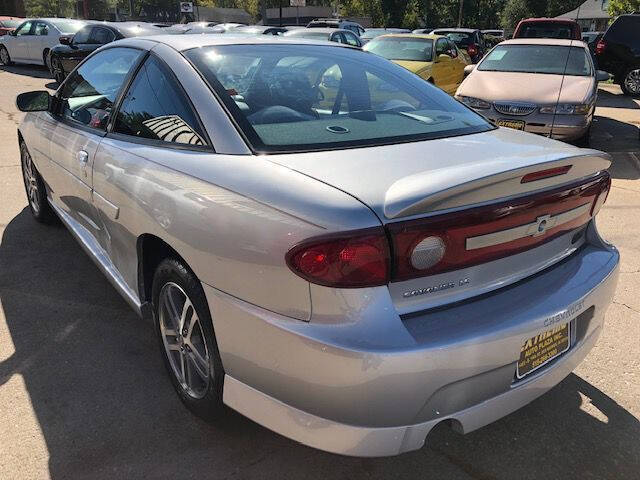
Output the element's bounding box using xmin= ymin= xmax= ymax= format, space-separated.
xmin=501 ymin=0 xmax=532 ymax=30
xmin=608 ymin=0 xmax=640 ymax=16
xmin=24 ymin=0 xmax=74 ymax=17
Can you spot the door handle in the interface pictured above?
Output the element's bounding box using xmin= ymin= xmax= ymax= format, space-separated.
xmin=77 ymin=150 xmax=89 ymax=167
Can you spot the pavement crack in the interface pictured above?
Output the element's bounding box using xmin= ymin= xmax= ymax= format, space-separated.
xmin=613 ymin=300 xmax=640 ymax=315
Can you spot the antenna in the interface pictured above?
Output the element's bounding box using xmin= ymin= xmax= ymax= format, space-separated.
xmin=550 ymin=4 xmax=582 ymax=140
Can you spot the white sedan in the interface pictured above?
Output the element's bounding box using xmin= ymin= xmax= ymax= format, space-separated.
xmin=0 ymin=18 xmax=86 ymax=70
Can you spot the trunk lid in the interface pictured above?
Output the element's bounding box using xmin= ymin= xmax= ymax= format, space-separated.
xmin=267 ymin=128 xmax=610 ymax=222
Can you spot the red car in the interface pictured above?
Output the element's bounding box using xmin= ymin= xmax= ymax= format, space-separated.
xmin=0 ymin=16 xmax=23 ymax=36
xmin=513 ymin=18 xmax=582 ymax=40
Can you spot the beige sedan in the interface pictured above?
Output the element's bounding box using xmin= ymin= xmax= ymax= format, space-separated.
xmin=455 ymin=38 xmax=609 ymax=145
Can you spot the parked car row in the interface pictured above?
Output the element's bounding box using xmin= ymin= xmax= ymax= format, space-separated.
xmin=14 ymin=31 xmax=619 ymax=458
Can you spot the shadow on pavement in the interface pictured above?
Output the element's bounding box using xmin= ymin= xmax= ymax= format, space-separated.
xmin=0 ymin=64 xmax=51 ymax=80
xmin=597 ymin=87 xmax=640 ymax=110
xmin=0 ymin=207 xmax=639 ymax=479
xmin=591 ymin=115 xmax=640 ymax=157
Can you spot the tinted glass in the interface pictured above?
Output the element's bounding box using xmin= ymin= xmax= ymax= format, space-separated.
xmin=15 ymin=21 xmax=32 ymax=36
xmin=365 ymin=37 xmax=433 ymax=62
xmin=34 ymin=22 xmax=48 ymax=36
xmin=73 ymin=26 xmax=91 ymax=44
xmin=186 ymin=44 xmax=490 ymax=153
xmin=433 ymin=31 xmax=473 ymax=48
xmin=114 ymin=55 xmax=205 ymax=146
xmin=478 ymin=45 xmax=591 ymax=76
xmin=343 ymin=31 xmax=360 ymax=46
xmin=59 ymin=47 xmax=142 ymax=129
xmin=50 ymin=20 xmax=84 ymax=34
xmin=519 ymin=23 xmax=573 ymax=39
xmin=91 ymin=27 xmax=115 ymax=44
xmin=607 ymin=16 xmax=640 ymax=46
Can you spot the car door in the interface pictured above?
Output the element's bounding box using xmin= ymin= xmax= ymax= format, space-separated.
xmin=30 ymin=21 xmax=50 ymax=63
xmin=48 ymin=46 xmax=144 ymax=235
xmin=432 ymin=37 xmax=454 ymax=93
xmin=92 ymin=53 xmax=209 ymax=282
xmin=10 ymin=20 xmax=33 ymax=60
xmin=61 ymin=25 xmax=92 ymax=73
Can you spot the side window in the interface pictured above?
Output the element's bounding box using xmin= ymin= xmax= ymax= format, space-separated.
xmin=435 ymin=38 xmax=448 ymax=55
xmin=331 ymin=32 xmax=346 ymax=44
xmin=34 ymin=22 xmax=49 ymax=36
xmin=113 ymin=55 xmax=206 ymax=146
xmin=59 ymin=47 xmax=142 ymax=130
xmin=90 ymin=27 xmax=115 ymax=45
xmin=72 ymin=26 xmax=92 ymax=44
xmin=15 ymin=21 xmax=32 ymax=36
xmin=344 ymin=31 xmax=360 ymax=47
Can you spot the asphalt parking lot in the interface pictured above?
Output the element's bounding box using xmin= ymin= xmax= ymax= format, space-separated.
xmin=0 ymin=65 xmax=638 ymax=480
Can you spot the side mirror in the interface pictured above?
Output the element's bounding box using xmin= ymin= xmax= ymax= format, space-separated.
xmin=9 ymin=30 xmax=16 ymax=36
xmin=463 ymin=64 xmax=476 ymax=76
xmin=436 ymin=53 xmax=451 ymax=63
xmin=596 ymin=70 xmax=610 ymax=82
xmin=16 ymin=91 xmax=51 ymax=112
xmin=59 ymin=35 xmax=72 ymax=45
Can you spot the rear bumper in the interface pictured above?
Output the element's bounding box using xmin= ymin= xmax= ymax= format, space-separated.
xmin=203 ymin=225 xmax=619 ymax=457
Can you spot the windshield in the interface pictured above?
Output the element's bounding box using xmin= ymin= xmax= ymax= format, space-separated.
xmin=434 ymin=31 xmax=473 ymax=48
xmin=478 ymin=44 xmax=592 ymax=76
xmin=185 ymin=44 xmax=491 ymax=153
xmin=50 ymin=20 xmax=85 ymax=34
xmin=1 ymin=19 xmax=21 ymax=28
xmin=364 ymin=37 xmax=433 ymax=62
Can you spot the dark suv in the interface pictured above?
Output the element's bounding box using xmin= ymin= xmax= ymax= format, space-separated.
xmin=596 ymin=14 xmax=640 ymax=96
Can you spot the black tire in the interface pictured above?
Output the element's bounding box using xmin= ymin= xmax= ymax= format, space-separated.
xmin=43 ymin=49 xmax=51 ymax=73
xmin=620 ymin=66 xmax=640 ymax=97
xmin=575 ymin=125 xmax=591 ymax=147
xmin=20 ymin=142 xmax=56 ymax=224
xmin=51 ymin=56 xmax=65 ymax=84
xmin=0 ymin=45 xmax=12 ymax=66
xmin=152 ymin=257 xmax=226 ymax=420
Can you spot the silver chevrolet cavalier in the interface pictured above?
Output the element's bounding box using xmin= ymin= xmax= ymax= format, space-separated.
xmin=15 ymin=35 xmax=619 ymax=456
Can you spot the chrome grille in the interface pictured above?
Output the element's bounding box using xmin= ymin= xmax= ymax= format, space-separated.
xmin=493 ymin=102 xmax=537 ymax=116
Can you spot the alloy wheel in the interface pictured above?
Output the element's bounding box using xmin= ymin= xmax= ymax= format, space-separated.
xmin=21 ymin=148 xmax=40 ymax=215
xmin=0 ymin=47 xmax=9 ymax=65
xmin=158 ymin=282 xmax=211 ymax=399
xmin=624 ymin=69 xmax=640 ymax=95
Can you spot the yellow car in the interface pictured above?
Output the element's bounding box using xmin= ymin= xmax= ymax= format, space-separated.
xmin=363 ymin=34 xmax=469 ymax=95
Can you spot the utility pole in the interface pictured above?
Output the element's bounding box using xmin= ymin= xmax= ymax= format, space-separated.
xmin=129 ymin=0 xmax=135 ymax=19
xmin=457 ymin=0 xmax=463 ymax=27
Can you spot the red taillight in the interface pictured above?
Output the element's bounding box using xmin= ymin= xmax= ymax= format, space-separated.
xmin=595 ymin=39 xmax=606 ymax=55
xmin=286 ymin=228 xmax=390 ymax=288
xmin=467 ymin=43 xmax=478 ymax=57
xmin=287 ymin=173 xmax=610 ymax=288
xmin=521 ymin=165 xmax=572 ymax=183
xmin=387 ymin=172 xmax=610 ymax=282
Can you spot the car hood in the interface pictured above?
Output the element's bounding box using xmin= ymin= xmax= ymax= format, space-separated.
xmin=267 ymin=128 xmax=610 ymax=221
xmin=393 ymin=60 xmax=433 ymax=74
xmin=457 ymin=71 xmax=594 ymax=104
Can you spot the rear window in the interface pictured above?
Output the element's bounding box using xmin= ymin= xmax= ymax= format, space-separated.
xmin=185 ymin=44 xmax=491 ymax=153
xmin=364 ymin=37 xmax=433 ymax=62
xmin=433 ymin=31 xmax=473 ymax=48
xmin=606 ymin=16 xmax=640 ymax=45
xmin=478 ymin=44 xmax=592 ymax=76
xmin=0 ymin=19 xmax=21 ymax=28
xmin=517 ymin=22 xmax=574 ymax=39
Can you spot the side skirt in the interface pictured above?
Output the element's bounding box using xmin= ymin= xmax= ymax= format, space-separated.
xmin=49 ymin=200 xmax=143 ymax=316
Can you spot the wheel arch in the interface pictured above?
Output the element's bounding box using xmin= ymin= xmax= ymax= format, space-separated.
xmin=137 ymin=233 xmax=192 ymax=305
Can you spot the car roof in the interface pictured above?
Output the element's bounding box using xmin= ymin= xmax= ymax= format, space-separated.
xmin=500 ymin=38 xmax=586 ymax=47
xmin=519 ymin=17 xmax=577 ymax=23
xmin=432 ymin=28 xmax=477 ymax=33
xmin=131 ymin=33 xmax=352 ymax=50
xmin=375 ymin=33 xmax=443 ymax=40
xmin=286 ymin=27 xmax=345 ymax=34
